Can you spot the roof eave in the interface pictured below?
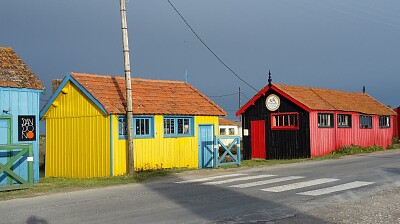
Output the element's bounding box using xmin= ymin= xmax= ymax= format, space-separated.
xmin=236 ymin=84 xmax=312 ymax=116
xmin=40 ymin=73 xmax=109 ymax=119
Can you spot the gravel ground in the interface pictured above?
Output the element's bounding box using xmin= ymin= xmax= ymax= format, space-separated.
xmin=273 ymin=187 xmax=400 ymax=224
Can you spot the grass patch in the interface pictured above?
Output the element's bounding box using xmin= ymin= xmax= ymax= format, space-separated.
xmin=2 ymin=143 xmax=400 ymax=201
xmin=387 ymin=137 xmax=400 ymax=150
xmin=331 ymin=145 xmax=384 ymax=155
xmin=0 ymin=168 xmax=189 ymax=201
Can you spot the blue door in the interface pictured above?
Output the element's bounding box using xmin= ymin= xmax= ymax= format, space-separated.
xmin=198 ymin=125 xmax=214 ymax=168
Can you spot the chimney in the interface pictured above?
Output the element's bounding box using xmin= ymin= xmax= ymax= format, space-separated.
xmin=268 ymin=70 xmax=272 ymax=87
xmin=362 ymin=86 xmax=366 ymax=93
xmin=52 ymin=79 xmax=62 ymax=93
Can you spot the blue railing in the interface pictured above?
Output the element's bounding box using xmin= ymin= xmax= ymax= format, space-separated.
xmin=214 ymin=136 xmax=241 ymax=167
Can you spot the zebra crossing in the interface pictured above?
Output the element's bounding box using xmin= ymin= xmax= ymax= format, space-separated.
xmin=175 ymin=173 xmax=374 ymax=196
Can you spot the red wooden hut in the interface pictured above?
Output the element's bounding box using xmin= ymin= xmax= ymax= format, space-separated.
xmin=394 ymin=106 xmax=400 ymax=139
xmin=236 ymin=75 xmax=396 ymax=160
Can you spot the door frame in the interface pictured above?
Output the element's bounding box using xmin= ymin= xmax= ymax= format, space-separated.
xmin=198 ymin=124 xmax=214 ymax=168
xmin=250 ymin=120 xmax=266 ymax=159
xmin=0 ymin=115 xmax=12 ymax=144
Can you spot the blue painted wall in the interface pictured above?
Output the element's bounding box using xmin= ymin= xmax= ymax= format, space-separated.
xmin=0 ymin=87 xmax=42 ymax=183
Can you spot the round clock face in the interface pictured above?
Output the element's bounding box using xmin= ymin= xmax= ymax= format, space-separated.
xmin=266 ymin=94 xmax=280 ymax=111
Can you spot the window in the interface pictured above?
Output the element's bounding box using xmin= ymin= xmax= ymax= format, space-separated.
xmin=118 ymin=116 xmax=154 ymax=138
xmin=134 ymin=117 xmax=154 ymax=138
xmin=379 ymin=116 xmax=390 ymax=128
xmin=229 ymin=128 xmax=235 ymax=135
xmin=118 ymin=116 xmax=127 ymax=137
xmin=271 ymin=112 xmax=299 ymax=130
xmin=360 ymin=115 xmax=372 ymax=128
xmin=164 ymin=117 xmax=193 ymax=137
xmin=220 ymin=128 xmax=226 ymax=135
xmin=318 ymin=113 xmax=333 ymax=128
xmin=338 ymin=114 xmax=352 ymax=128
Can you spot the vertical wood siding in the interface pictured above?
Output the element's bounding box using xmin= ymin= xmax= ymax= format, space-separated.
xmin=241 ymin=89 xmax=310 ymax=160
xmin=310 ymin=111 xmax=394 ymax=157
xmin=44 ymin=82 xmax=110 ymax=178
xmin=112 ymin=115 xmax=218 ymax=173
xmin=394 ymin=107 xmax=399 ymax=139
xmin=0 ymin=87 xmax=42 ymax=182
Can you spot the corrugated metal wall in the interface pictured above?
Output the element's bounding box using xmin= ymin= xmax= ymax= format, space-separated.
xmin=310 ymin=111 xmax=394 ymax=157
xmin=0 ymin=87 xmax=42 ymax=182
xmin=44 ymin=82 xmax=110 ymax=178
xmin=112 ymin=115 xmax=218 ymax=173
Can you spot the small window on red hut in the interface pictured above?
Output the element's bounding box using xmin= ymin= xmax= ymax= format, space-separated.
xmin=379 ymin=116 xmax=390 ymax=128
xmin=271 ymin=112 xmax=299 ymax=130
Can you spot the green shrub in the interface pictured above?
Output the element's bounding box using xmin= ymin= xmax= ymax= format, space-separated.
xmin=331 ymin=145 xmax=383 ymax=155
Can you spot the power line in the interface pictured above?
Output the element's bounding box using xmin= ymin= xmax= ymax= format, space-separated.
xmin=167 ymin=0 xmax=259 ymax=92
xmin=241 ymin=92 xmax=251 ymax=101
xmin=207 ymin=92 xmax=238 ymax=98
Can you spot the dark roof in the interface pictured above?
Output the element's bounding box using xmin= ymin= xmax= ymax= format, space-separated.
xmin=0 ymin=47 xmax=44 ymax=90
xmin=237 ymin=83 xmax=396 ymax=116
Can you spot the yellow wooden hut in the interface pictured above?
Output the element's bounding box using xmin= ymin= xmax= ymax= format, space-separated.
xmin=40 ymin=73 xmax=226 ymax=178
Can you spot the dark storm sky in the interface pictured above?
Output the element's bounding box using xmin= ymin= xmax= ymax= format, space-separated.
xmin=1 ymin=0 xmax=399 ymax=120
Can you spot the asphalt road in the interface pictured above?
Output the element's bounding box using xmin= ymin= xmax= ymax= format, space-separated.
xmin=1 ymin=150 xmax=400 ymax=224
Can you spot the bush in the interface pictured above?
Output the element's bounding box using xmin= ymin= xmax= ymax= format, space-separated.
xmin=331 ymin=145 xmax=383 ymax=155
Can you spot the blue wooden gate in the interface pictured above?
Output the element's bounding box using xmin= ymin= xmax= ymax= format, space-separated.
xmin=198 ymin=125 xmax=214 ymax=168
xmin=0 ymin=116 xmax=33 ymax=191
xmin=214 ymin=136 xmax=241 ymax=167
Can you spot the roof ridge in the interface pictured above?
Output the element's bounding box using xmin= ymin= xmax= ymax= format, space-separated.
xmin=71 ymin=72 xmax=187 ymax=84
xmin=308 ymin=87 xmax=337 ymax=110
xmin=276 ymin=83 xmax=364 ymax=95
xmin=362 ymin=92 xmax=396 ymax=114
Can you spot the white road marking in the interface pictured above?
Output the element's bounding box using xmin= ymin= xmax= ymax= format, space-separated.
xmin=297 ymin=181 xmax=374 ymax=196
xmin=175 ymin=173 xmax=247 ymax=183
xmin=261 ymin=178 xmax=340 ymax=192
xmin=229 ymin=176 xmax=305 ymax=188
xmin=203 ymin=175 xmax=277 ymax=185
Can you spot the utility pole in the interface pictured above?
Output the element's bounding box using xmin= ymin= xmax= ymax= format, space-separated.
xmin=120 ymin=0 xmax=134 ymax=175
xmin=238 ymin=87 xmax=242 ymax=123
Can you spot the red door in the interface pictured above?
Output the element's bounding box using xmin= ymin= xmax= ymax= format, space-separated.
xmin=251 ymin=120 xmax=266 ymax=159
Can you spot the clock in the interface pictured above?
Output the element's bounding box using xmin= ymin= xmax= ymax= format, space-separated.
xmin=266 ymin=94 xmax=280 ymax=111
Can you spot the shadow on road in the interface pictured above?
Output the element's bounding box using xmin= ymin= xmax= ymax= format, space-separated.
xmin=142 ymin=173 xmax=331 ymax=224
xmin=26 ymin=216 xmax=48 ymax=224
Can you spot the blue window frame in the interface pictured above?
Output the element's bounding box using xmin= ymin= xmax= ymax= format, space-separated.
xmin=118 ymin=116 xmax=127 ymax=137
xmin=134 ymin=117 xmax=154 ymax=138
xmin=163 ymin=116 xmax=194 ymax=137
xmin=118 ymin=115 xmax=154 ymax=139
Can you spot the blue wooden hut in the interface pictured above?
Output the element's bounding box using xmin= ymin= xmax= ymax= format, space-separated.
xmin=0 ymin=47 xmax=44 ymax=190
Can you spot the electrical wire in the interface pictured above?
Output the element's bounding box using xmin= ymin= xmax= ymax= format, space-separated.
xmin=241 ymin=92 xmax=251 ymax=101
xmin=207 ymin=92 xmax=238 ymax=98
xmin=167 ymin=0 xmax=259 ymax=92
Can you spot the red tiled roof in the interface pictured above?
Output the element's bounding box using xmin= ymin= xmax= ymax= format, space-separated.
xmin=71 ymin=73 xmax=227 ymax=116
xmin=237 ymin=83 xmax=396 ymax=116
xmin=274 ymin=84 xmax=396 ymax=115
xmin=219 ymin=118 xmax=240 ymax=126
xmin=0 ymin=47 xmax=44 ymax=90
